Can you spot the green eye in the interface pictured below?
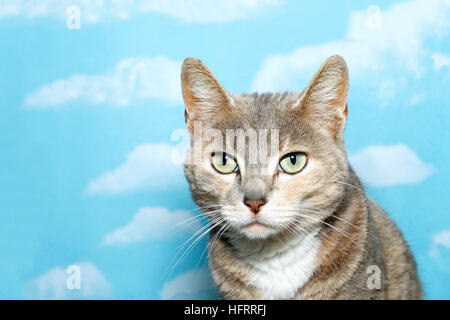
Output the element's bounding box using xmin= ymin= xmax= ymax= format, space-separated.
xmin=279 ymin=152 xmax=307 ymax=174
xmin=211 ymin=152 xmax=238 ymax=174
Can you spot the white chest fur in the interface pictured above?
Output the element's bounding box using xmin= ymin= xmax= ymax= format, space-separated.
xmin=233 ymin=231 xmax=320 ymax=299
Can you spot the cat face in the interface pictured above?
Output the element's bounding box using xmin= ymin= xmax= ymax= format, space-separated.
xmin=182 ymin=56 xmax=350 ymax=240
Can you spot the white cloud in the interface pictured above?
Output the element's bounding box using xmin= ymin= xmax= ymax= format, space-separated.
xmin=349 ymin=144 xmax=434 ymax=187
xmin=22 ymin=262 xmax=111 ymax=299
xmin=24 ymin=56 xmax=182 ymax=108
xmin=159 ymin=267 xmax=217 ymax=299
xmin=101 ymin=206 xmax=202 ymax=246
xmin=432 ymin=52 xmax=450 ymax=71
xmin=430 ymin=230 xmax=450 ymax=257
xmin=140 ymin=0 xmax=279 ymax=23
xmin=377 ymin=79 xmax=407 ymax=104
xmin=251 ymin=0 xmax=450 ymax=92
xmin=430 ymin=230 xmax=450 ymax=273
xmin=410 ymin=92 xmax=427 ymax=105
xmin=87 ymin=143 xmax=185 ymax=195
xmin=0 ymin=0 xmax=279 ymax=23
xmin=430 ymin=229 xmax=450 ymax=273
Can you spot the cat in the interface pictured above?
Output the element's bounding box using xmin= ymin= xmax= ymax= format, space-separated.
xmin=181 ymin=55 xmax=423 ymax=299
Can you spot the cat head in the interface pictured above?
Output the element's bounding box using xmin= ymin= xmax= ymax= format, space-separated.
xmin=182 ymin=56 xmax=350 ymax=240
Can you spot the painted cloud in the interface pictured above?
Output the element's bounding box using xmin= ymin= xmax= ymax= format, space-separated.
xmin=349 ymin=144 xmax=434 ymax=187
xmin=252 ymin=0 xmax=450 ymax=93
xmin=430 ymin=229 xmax=450 ymax=257
xmin=159 ymin=267 xmax=217 ymax=299
xmin=87 ymin=143 xmax=185 ymax=195
xmin=24 ymin=57 xmax=182 ymax=108
xmin=22 ymin=262 xmax=111 ymax=299
xmin=101 ymin=206 xmax=202 ymax=246
xmin=0 ymin=0 xmax=280 ymax=23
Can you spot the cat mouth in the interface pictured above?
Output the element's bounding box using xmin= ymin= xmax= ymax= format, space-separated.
xmin=244 ymin=221 xmax=273 ymax=229
xmin=242 ymin=221 xmax=276 ymax=238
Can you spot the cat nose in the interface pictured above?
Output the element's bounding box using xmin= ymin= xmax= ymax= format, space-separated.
xmin=244 ymin=198 xmax=266 ymax=215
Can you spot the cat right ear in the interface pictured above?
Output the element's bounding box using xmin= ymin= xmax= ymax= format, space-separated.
xmin=181 ymin=57 xmax=233 ymax=132
xmin=295 ymin=55 xmax=349 ymax=140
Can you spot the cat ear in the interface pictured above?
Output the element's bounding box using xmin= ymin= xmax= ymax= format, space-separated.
xmin=296 ymin=55 xmax=349 ymax=139
xmin=181 ymin=57 xmax=233 ymax=131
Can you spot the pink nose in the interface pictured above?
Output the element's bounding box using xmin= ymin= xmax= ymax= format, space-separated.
xmin=244 ymin=199 xmax=266 ymax=214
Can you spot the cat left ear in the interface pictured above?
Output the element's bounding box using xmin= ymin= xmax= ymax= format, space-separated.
xmin=181 ymin=57 xmax=233 ymax=132
xmin=296 ymin=55 xmax=349 ymax=140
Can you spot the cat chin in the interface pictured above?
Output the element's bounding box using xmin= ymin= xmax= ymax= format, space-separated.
xmin=239 ymin=222 xmax=279 ymax=240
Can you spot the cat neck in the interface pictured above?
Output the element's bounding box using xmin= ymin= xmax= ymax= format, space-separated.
xmin=225 ymin=224 xmax=319 ymax=262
